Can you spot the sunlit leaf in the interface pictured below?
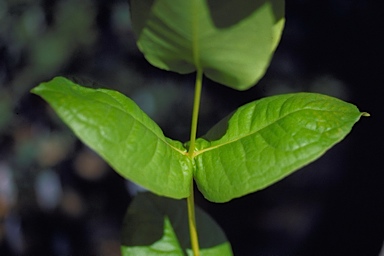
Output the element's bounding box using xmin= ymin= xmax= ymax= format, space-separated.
xmin=130 ymin=0 xmax=284 ymax=90
xmin=31 ymin=77 xmax=193 ymax=199
xmin=194 ymin=93 xmax=364 ymax=202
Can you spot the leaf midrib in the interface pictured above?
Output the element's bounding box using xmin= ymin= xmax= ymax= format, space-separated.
xmin=41 ymin=85 xmax=188 ymax=157
xmin=191 ymin=0 xmax=200 ymax=68
xmin=193 ymin=107 xmax=354 ymax=157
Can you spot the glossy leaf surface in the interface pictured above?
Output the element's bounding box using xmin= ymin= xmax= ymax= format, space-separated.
xmin=194 ymin=93 xmax=364 ymax=202
xmin=31 ymin=77 xmax=193 ymax=199
xmin=121 ymin=192 xmax=232 ymax=255
xmin=130 ymin=0 xmax=284 ymax=90
xmin=32 ymin=78 xmax=365 ymax=202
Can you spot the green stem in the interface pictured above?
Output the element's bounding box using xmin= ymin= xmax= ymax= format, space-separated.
xmin=187 ymin=182 xmax=199 ymax=256
xmin=188 ymin=68 xmax=203 ymax=156
xmin=187 ymin=68 xmax=203 ymax=256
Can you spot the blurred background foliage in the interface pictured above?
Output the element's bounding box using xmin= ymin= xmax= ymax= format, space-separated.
xmin=0 ymin=0 xmax=383 ymax=255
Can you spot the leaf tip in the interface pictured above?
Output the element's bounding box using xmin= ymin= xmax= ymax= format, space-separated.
xmin=361 ymin=112 xmax=370 ymax=117
xmin=30 ymin=85 xmax=42 ymax=95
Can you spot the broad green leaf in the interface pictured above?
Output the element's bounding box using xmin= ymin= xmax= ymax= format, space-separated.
xmin=130 ymin=0 xmax=284 ymax=90
xmin=194 ymin=93 xmax=365 ymax=202
xmin=31 ymin=77 xmax=193 ymax=199
xmin=121 ymin=192 xmax=232 ymax=255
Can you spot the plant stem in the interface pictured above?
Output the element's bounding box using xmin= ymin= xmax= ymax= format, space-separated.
xmin=188 ymin=68 xmax=203 ymax=157
xmin=187 ymin=182 xmax=199 ymax=256
xmin=187 ymin=68 xmax=203 ymax=256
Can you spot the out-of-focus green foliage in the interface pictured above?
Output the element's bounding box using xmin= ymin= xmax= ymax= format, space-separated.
xmin=0 ymin=94 xmax=12 ymax=132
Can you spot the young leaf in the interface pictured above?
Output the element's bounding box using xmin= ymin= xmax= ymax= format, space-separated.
xmin=121 ymin=192 xmax=233 ymax=255
xmin=129 ymin=0 xmax=284 ymax=90
xmin=194 ymin=93 xmax=364 ymax=202
xmin=31 ymin=77 xmax=193 ymax=199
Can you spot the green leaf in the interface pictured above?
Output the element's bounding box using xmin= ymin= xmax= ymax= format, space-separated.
xmin=32 ymin=78 xmax=366 ymax=203
xmin=194 ymin=93 xmax=364 ymax=202
xmin=121 ymin=217 xmax=184 ymax=256
xmin=187 ymin=244 xmax=233 ymax=256
xmin=31 ymin=77 xmax=193 ymax=199
xmin=121 ymin=192 xmax=233 ymax=255
xmin=130 ymin=0 xmax=284 ymax=90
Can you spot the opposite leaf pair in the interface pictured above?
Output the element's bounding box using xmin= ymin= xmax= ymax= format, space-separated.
xmin=32 ymin=76 xmax=364 ymax=203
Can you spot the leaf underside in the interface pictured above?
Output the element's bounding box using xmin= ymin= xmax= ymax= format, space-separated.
xmin=32 ymin=77 xmax=363 ymax=202
xmin=130 ymin=0 xmax=285 ymax=90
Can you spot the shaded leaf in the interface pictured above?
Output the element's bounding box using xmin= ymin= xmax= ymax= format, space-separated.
xmin=31 ymin=77 xmax=193 ymax=199
xmin=121 ymin=217 xmax=184 ymax=256
xmin=121 ymin=192 xmax=232 ymax=255
xmin=130 ymin=0 xmax=284 ymax=90
xmin=194 ymin=93 xmax=364 ymax=202
xmin=187 ymin=244 xmax=233 ymax=256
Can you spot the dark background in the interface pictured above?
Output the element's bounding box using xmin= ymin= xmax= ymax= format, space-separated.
xmin=0 ymin=0 xmax=383 ymax=255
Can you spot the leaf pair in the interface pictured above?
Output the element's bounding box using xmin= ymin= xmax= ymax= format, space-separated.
xmin=31 ymin=77 xmax=364 ymax=202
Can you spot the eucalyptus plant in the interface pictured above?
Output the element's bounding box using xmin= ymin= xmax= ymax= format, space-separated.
xmin=31 ymin=0 xmax=367 ymax=255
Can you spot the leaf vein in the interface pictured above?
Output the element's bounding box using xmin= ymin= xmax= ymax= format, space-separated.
xmin=194 ymin=107 xmax=349 ymax=156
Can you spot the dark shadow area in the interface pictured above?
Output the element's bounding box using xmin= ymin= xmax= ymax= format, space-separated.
xmin=122 ymin=192 xmax=228 ymax=250
xmin=207 ymin=0 xmax=284 ymax=28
